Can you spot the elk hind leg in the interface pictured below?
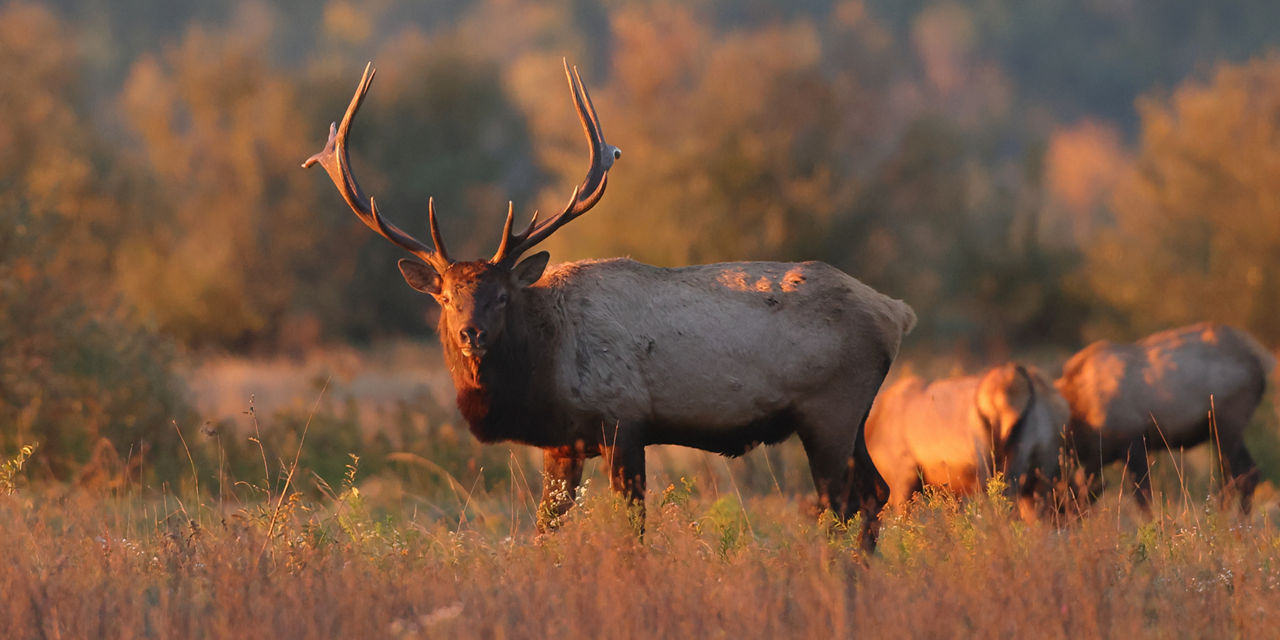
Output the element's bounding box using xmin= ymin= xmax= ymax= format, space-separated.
xmin=1221 ymin=441 xmax=1260 ymax=514
xmin=1212 ymin=386 xmax=1264 ymax=514
xmin=796 ymin=383 xmax=889 ymax=551
xmin=884 ymin=467 xmax=924 ymax=512
xmin=1124 ymin=439 xmax=1153 ymax=512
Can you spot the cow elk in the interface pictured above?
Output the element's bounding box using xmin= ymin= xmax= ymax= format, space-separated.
xmin=304 ymin=61 xmax=917 ymax=548
xmin=865 ymin=363 xmax=1072 ymax=520
xmin=1055 ymin=323 xmax=1275 ymax=513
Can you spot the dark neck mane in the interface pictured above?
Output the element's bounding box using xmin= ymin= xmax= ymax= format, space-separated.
xmin=439 ymin=302 xmax=558 ymax=446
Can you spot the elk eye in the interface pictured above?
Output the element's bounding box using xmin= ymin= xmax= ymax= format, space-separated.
xmin=439 ymin=294 xmax=451 ymax=306
xmin=497 ymin=292 xmax=510 ymax=305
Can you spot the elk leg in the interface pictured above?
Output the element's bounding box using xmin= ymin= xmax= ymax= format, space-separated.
xmin=1014 ymin=471 xmax=1050 ymax=523
xmin=849 ymin=426 xmax=890 ymax=551
xmin=798 ymin=425 xmax=855 ymax=517
xmin=537 ymin=449 xmax=585 ymax=533
xmin=798 ymin=417 xmax=886 ymax=550
xmin=1125 ymin=439 xmax=1153 ymax=511
xmin=601 ymin=427 xmax=646 ymax=533
xmin=884 ymin=467 xmax=924 ymax=512
xmin=1212 ymin=386 xmax=1263 ymax=514
xmin=1222 ymin=441 xmax=1260 ymax=514
xmin=797 ymin=362 xmax=891 ymax=552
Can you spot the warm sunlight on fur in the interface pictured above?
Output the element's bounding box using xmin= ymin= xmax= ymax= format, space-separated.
xmin=7 ymin=2 xmax=1280 ymax=638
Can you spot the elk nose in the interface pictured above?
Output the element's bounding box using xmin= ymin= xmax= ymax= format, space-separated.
xmin=459 ymin=327 xmax=487 ymax=349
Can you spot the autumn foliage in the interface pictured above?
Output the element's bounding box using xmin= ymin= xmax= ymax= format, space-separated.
xmin=3 ymin=8 xmax=1280 ymax=634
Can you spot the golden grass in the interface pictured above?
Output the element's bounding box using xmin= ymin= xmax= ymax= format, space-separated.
xmin=3 ymin=477 xmax=1280 ymax=639
xmin=183 ymin=342 xmax=455 ymax=428
xmin=10 ymin=348 xmax=1276 ymax=638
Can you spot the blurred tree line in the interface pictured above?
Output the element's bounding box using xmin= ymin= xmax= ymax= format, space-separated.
xmin=4 ymin=0 xmax=1280 ymax=478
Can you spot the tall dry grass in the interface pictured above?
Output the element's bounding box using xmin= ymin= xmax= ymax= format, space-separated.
xmin=3 ymin=466 xmax=1280 ymax=639
xmin=5 ymin=347 xmax=1277 ymax=638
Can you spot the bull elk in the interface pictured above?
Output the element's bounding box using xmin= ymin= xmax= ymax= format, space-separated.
xmin=304 ymin=61 xmax=916 ymax=547
xmin=1056 ymin=323 xmax=1275 ymax=513
xmin=865 ymin=363 xmax=1072 ymax=520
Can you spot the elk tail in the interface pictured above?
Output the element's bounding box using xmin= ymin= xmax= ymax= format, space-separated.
xmin=895 ymin=299 xmax=918 ymax=336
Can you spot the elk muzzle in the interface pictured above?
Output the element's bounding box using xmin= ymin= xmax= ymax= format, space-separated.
xmin=459 ymin=326 xmax=488 ymax=358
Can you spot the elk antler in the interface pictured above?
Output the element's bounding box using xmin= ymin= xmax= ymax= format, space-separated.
xmin=491 ymin=60 xmax=620 ymax=266
xmin=303 ymin=63 xmax=452 ymax=273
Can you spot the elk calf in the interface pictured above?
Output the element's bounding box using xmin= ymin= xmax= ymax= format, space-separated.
xmin=865 ymin=363 xmax=1071 ymax=519
xmin=1055 ymin=323 xmax=1274 ymax=512
xmin=305 ymin=62 xmax=916 ymax=548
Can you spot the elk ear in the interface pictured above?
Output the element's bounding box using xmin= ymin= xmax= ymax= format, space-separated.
xmin=977 ymin=364 xmax=1032 ymax=443
xmin=398 ymin=259 xmax=442 ymax=296
xmin=512 ymin=251 xmax=550 ymax=288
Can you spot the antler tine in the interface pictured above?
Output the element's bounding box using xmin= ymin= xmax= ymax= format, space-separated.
xmin=304 ymin=63 xmax=452 ymax=273
xmin=490 ymin=202 xmax=516 ymax=263
xmin=489 ymin=203 xmax=543 ymax=263
xmin=492 ymin=60 xmax=619 ymax=266
xmin=428 ymin=197 xmax=450 ymax=265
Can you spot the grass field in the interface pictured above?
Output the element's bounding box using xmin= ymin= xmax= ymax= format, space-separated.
xmin=4 ymin=457 xmax=1280 ymax=638
xmin=5 ymin=349 xmax=1280 ymax=639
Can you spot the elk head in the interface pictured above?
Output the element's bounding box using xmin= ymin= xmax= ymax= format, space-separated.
xmin=304 ymin=61 xmax=619 ymax=373
xmin=977 ymin=364 xmax=1070 ymax=491
xmin=975 ymin=364 xmax=1035 ymax=453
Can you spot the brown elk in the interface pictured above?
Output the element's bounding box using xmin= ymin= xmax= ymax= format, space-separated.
xmin=865 ymin=363 xmax=1072 ymax=520
xmin=1055 ymin=323 xmax=1274 ymax=513
xmin=304 ymin=61 xmax=916 ymax=548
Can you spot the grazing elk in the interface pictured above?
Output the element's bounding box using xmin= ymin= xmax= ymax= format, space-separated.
xmin=865 ymin=363 xmax=1072 ymax=520
xmin=1056 ymin=323 xmax=1275 ymax=512
xmin=304 ymin=62 xmax=916 ymax=548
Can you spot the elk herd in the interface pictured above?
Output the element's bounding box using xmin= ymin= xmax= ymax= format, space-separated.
xmin=305 ymin=61 xmax=1276 ymax=550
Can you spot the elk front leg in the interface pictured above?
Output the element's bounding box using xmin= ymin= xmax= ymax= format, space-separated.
xmin=538 ymin=448 xmax=585 ymax=533
xmin=601 ymin=426 xmax=646 ymax=534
